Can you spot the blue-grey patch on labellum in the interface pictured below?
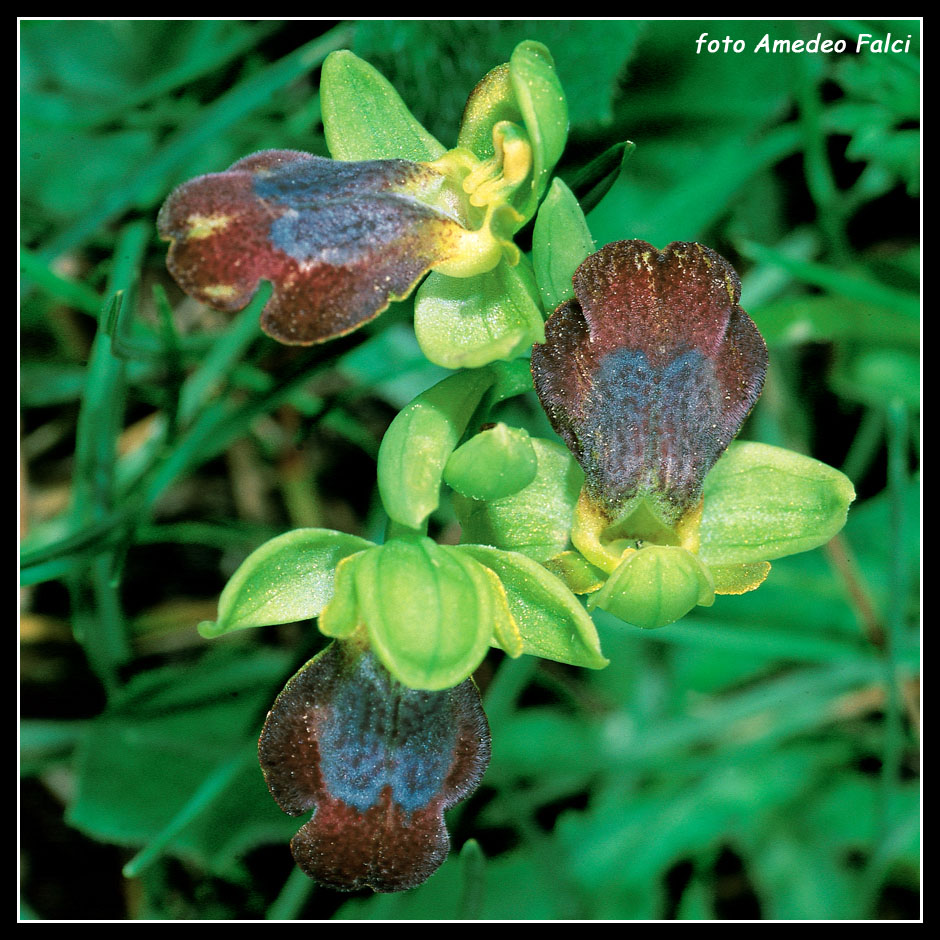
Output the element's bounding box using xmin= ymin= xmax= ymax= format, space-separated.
xmin=157 ymin=150 xmax=466 ymax=346
xmin=531 ymin=240 xmax=767 ymax=534
xmin=258 ymin=640 xmax=490 ymax=893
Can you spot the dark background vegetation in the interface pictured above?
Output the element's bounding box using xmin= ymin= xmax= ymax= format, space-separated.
xmin=20 ymin=19 xmax=920 ymax=920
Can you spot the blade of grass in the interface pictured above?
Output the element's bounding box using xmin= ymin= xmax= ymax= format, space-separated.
xmin=862 ymin=398 xmax=916 ymax=914
xmin=19 ymin=247 xmax=102 ymax=316
xmin=122 ymin=748 xmax=253 ymax=878
xmin=456 ymin=839 xmax=486 ymax=920
xmin=176 ymin=285 xmax=269 ymax=427
xmin=794 ymin=55 xmax=851 ymax=263
xmin=596 ymin=653 xmax=903 ymax=770
xmin=54 ymin=22 xmax=283 ymax=130
xmin=67 ymin=222 xmax=149 ymax=690
xmin=266 ymin=866 xmax=315 ymax=921
xmin=738 ymin=239 xmax=920 ymax=320
xmin=636 ymin=614 xmax=873 ymax=664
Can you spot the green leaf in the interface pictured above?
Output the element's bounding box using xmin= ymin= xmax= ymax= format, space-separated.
xmin=66 ymin=647 xmax=296 ymax=856
xmin=532 ymin=177 xmax=595 ymax=311
xmin=414 ymin=259 xmax=545 ymax=369
xmin=588 ymin=545 xmax=715 ymax=630
xmin=444 ymin=422 xmax=537 ymax=501
xmin=456 ymin=544 xmax=607 ymax=669
xmin=376 ymin=367 xmax=498 ymax=529
xmin=354 ymin=538 xmax=493 ymax=690
xmin=751 ymin=294 xmax=920 ymax=348
xmin=198 ymin=528 xmax=375 ymax=638
xmin=509 ymin=41 xmax=568 ymax=215
xmin=454 ymin=437 xmax=584 ymax=563
xmin=739 ymin=239 xmax=919 ymax=321
xmin=698 ymin=442 xmax=856 ymax=567
xmin=321 ymin=49 xmax=446 ymax=162
xmin=563 ymin=139 xmax=635 ymax=216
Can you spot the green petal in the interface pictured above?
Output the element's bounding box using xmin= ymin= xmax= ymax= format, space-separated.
xmin=542 ymin=550 xmax=607 ymax=595
xmin=444 ymin=423 xmax=538 ymax=502
xmin=509 ymin=41 xmax=568 ymax=216
xmin=707 ymin=561 xmax=772 ymax=596
xmin=318 ymin=552 xmax=366 ymax=639
xmin=457 ymin=62 xmax=519 ymax=160
xmin=474 ymin=561 xmax=524 ymax=659
xmin=698 ymin=441 xmax=857 ymax=566
xmin=199 ymin=528 xmax=375 ymax=638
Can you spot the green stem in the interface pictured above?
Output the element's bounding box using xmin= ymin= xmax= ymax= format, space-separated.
xmin=794 ymin=56 xmax=851 ymax=265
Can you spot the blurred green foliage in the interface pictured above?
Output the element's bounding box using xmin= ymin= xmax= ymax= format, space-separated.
xmin=20 ymin=19 xmax=919 ymax=921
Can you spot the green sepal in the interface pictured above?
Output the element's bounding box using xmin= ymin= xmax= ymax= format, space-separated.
xmin=353 ymin=538 xmax=493 ymax=690
xmin=444 ymin=422 xmax=537 ymax=501
xmin=197 ymin=529 xmax=375 ymax=638
xmin=698 ymin=441 xmax=857 ymax=566
xmin=509 ymin=41 xmax=568 ymax=219
xmin=532 ymin=177 xmax=595 ymax=311
xmin=377 ymin=367 xmax=497 ymax=529
xmin=454 ymin=437 xmax=583 ymax=563
xmin=317 ymin=552 xmax=366 ymax=639
xmin=456 ymin=544 xmax=608 ymax=670
xmin=414 ymin=258 xmax=545 ymax=369
xmin=588 ymin=545 xmax=715 ymax=630
xmin=321 ymin=50 xmax=446 ymax=162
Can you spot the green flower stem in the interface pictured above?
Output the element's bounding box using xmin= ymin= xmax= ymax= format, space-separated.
xmin=384 ymin=518 xmax=427 ymax=541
